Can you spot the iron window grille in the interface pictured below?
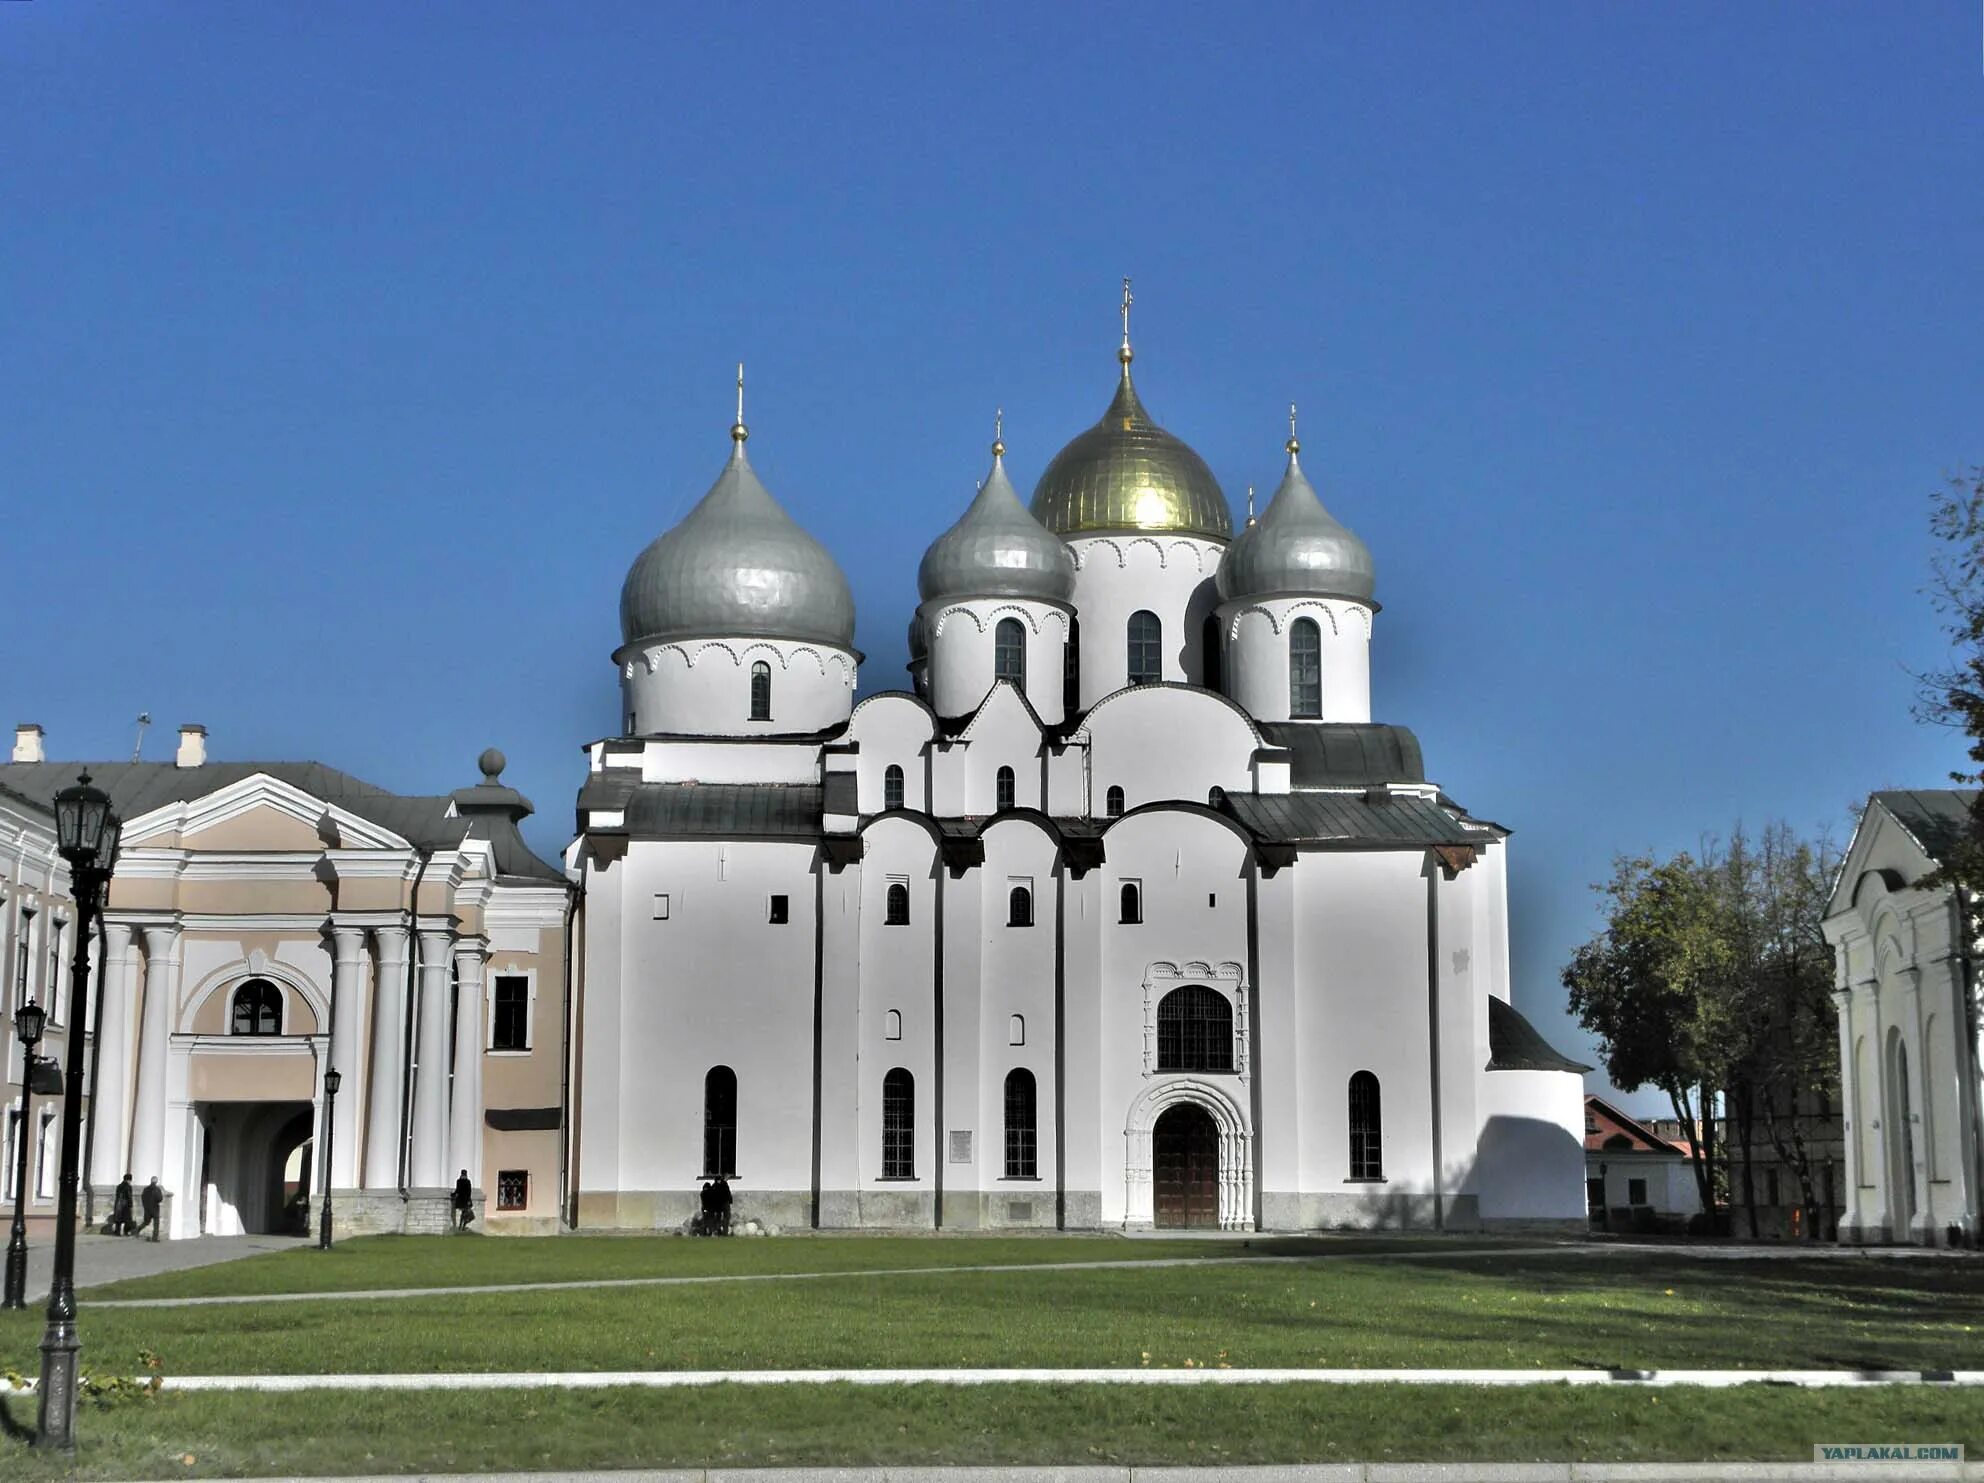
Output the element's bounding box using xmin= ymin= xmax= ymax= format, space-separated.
xmin=1157 ymin=985 xmax=1233 ymax=1072
xmin=994 ymin=617 xmax=1026 ymax=688
xmin=882 ymin=1067 xmax=915 ymax=1177
xmin=704 ymin=1065 xmax=738 ymax=1177
xmin=229 ymin=979 xmax=282 ymax=1036
xmin=1127 ymin=610 xmax=1162 ymax=685
xmin=497 ymin=1170 xmax=529 ymax=1211
xmin=1348 ymin=1070 xmax=1383 ymax=1179
xmin=883 ymin=764 xmax=905 ymax=811
xmin=1004 ymin=1068 xmax=1037 ymax=1178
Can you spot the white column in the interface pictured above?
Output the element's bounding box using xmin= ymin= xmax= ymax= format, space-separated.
xmin=327 ymin=924 xmax=367 ymax=1189
xmin=448 ymin=940 xmax=487 ymax=1191
xmin=127 ymin=924 xmax=181 ymax=1187
xmin=1831 ymin=985 xmax=1861 ymax=1240
xmin=409 ymin=927 xmax=454 ymax=1189
xmin=362 ymin=925 xmax=410 ymax=1189
xmin=89 ymin=922 xmax=137 ymax=1184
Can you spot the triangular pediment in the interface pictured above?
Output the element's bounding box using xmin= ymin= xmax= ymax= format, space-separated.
xmin=1827 ymin=797 xmax=1938 ymax=920
xmin=955 ymin=681 xmax=1045 ymax=747
xmin=122 ymin=772 xmax=411 ymax=852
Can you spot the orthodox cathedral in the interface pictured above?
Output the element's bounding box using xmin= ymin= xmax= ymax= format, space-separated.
xmin=570 ymin=294 xmax=1591 ymax=1231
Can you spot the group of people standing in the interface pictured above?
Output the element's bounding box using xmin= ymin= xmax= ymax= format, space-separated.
xmin=696 ymin=1176 xmax=733 ymax=1236
xmin=108 ymin=1174 xmax=162 ymax=1240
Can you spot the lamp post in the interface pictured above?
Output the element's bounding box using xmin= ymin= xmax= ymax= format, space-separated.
xmin=318 ymin=1066 xmax=340 ymax=1250
xmin=4 ymin=996 xmax=47 ymax=1309
xmin=35 ymin=773 xmax=119 ymax=1454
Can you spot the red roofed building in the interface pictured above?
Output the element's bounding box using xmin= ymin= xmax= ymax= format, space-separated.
xmin=1584 ymin=1095 xmax=1704 ymax=1231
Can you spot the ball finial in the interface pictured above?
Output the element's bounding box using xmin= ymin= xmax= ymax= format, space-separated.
xmin=478 ymin=748 xmax=505 ymax=782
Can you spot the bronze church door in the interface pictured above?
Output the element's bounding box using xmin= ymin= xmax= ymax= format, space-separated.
xmin=1153 ymin=1104 xmax=1220 ymax=1228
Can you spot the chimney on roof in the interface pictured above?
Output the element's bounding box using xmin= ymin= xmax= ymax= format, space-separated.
xmin=13 ymin=724 xmax=45 ymax=764
xmin=176 ymin=724 xmax=207 ymax=769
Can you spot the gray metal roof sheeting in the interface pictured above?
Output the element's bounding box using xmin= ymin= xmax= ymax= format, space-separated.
xmin=1257 ymin=723 xmax=1426 ymax=786
xmin=1871 ymin=789 xmax=1980 ymax=865
xmin=1485 ymin=996 xmax=1592 ymax=1074
xmin=0 ymin=759 xmax=566 ymax=884
xmin=1220 ymin=789 xmax=1491 ymax=847
xmin=618 ymin=782 xmax=826 ymax=838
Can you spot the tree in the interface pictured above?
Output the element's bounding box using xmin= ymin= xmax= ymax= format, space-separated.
xmin=1563 ymin=853 xmax=1730 ymax=1216
xmin=1915 ymin=465 xmax=1984 ymax=914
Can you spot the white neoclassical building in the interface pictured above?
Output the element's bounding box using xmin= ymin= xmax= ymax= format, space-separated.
xmin=570 ymin=315 xmax=1591 ymax=1232
xmin=1824 ymin=789 xmax=1984 ymax=1246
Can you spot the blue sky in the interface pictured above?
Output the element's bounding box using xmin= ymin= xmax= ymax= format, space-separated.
xmin=4 ymin=4 xmax=1980 ymax=1111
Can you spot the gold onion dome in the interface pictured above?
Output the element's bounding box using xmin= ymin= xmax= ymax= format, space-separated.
xmin=918 ymin=416 xmax=1077 ymax=605
xmin=1028 ymin=285 xmax=1232 ymax=542
xmin=1216 ymin=412 xmax=1375 ymax=606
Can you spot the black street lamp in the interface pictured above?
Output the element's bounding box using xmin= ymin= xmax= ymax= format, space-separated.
xmin=3 ymin=995 xmax=47 ymax=1309
xmin=318 ymin=1066 xmax=340 ymax=1251
xmin=35 ymin=773 xmax=119 ymax=1454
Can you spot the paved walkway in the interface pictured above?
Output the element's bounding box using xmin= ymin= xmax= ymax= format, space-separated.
xmin=209 ymin=1464 xmax=1983 ymax=1481
xmin=19 ymin=1229 xmax=303 ymax=1304
xmin=130 ymin=1364 xmax=1981 ymax=1391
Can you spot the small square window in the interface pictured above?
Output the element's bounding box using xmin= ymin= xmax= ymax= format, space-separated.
xmin=768 ymin=894 xmax=789 ymax=924
xmin=497 ymin=1170 xmax=529 ymax=1211
xmin=1207 ymin=893 xmax=1216 ymax=909
xmin=1627 ymin=1177 xmax=1648 ymax=1206
xmin=653 ymin=893 xmax=670 ymax=920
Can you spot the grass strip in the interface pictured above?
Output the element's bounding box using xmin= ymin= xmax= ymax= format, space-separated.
xmin=2 ymin=1380 xmax=1980 ymax=1479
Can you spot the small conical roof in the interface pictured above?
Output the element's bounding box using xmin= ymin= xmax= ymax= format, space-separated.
xmin=918 ymin=433 xmax=1076 ymax=605
xmin=1216 ymin=431 xmax=1374 ymax=605
xmin=619 ymin=428 xmax=855 ymax=648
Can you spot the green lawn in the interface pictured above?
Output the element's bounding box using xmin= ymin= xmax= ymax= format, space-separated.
xmin=1 ymin=1236 xmax=1977 ymax=1378
xmin=78 ymin=1230 xmax=1490 ymax=1300
xmin=2 ymin=1381 xmax=1981 ymax=1479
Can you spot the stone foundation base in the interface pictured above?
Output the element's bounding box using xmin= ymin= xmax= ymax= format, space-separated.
xmin=328 ymin=1188 xmax=477 ymax=1238
xmin=1259 ymin=1190 xmax=1483 ymax=1231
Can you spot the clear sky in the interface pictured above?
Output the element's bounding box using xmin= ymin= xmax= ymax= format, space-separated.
xmin=5 ymin=4 xmax=1980 ymax=1112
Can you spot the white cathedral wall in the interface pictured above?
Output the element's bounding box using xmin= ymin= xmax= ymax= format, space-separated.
xmin=1473 ymin=1068 xmax=1588 ymax=1224
xmin=932 ymin=687 xmax=1048 ymax=817
xmin=1219 ymin=600 xmax=1373 ymax=724
xmin=1286 ymin=850 xmax=1439 ymax=1226
xmin=1094 ymin=811 xmax=1254 ymax=1227
xmin=617 ymin=638 xmax=857 ymax=737
xmin=580 ymin=837 xmax=820 ymax=1230
xmin=1079 ymin=686 xmax=1258 ymax=815
xmin=1066 ymin=536 xmax=1224 ymax=706
xmin=848 ymin=695 xmax=936 ymax=814
xmin=921 ymin=599 xmax=1071 ymax=726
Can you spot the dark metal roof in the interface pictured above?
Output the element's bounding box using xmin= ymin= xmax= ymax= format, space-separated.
xmin=1871 ymin=789 xmax=1980 ymax=866
xmin=0 ymin=759 xmax=566 ymax=885
xmin=1486 ymin=996 xmax=1592 ymax=1074
xmin=1220 ymin=790 xmax=1489 ymax=847
xmin=1256 ymin=724 xmax=1425 ymax=786
xmin=609 ymin=781 xmax=827 ymax=839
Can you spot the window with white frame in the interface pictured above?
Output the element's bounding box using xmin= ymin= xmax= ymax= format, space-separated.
xmin=35 ymin=1108 xmax=57 ymax=1200
xmin=2 ymin=1109 xmax=19 ymax=1202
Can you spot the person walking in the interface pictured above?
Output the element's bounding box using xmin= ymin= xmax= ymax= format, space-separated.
xmin=111 ymin=1174 xmax=134 ymax=1237
xmin=713 ymin=1175 xmax=733 ymax=1237
xmin=452 ymin=1170 xmax=473 ymax=1232
xmin=136 ymin=1177 xmax=163 ymax=1241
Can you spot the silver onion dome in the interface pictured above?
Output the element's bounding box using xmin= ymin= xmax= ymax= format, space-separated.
xmin=917 ymin=428 xmax=1076 ymax=605
xmin=619 ymin=419 xmax=856 ymax=649
xmin=1216 ymin=425 xmax=1375 ymax=605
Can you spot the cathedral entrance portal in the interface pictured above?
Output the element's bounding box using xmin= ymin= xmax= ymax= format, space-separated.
xmin=1152 ymin=1103 xmax=1220 ymax=1228
xmin=193 ymin=1100 xmax=315 ymax=1237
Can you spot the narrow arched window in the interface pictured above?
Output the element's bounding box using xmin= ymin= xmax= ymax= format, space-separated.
xmin=230 ymin=979 xmax=282 ymax=1037
xmin=995 ymin=617 xmax=1026 ymax=688
xmin=1119 ymin=881 xmax=1142 ymax=924
xmin=1208 ymin=786 xmax=1226 ymax=807
xmin=1063 ymin=617 xmax=1081 ymax=713
xmin=884 ymin=1009 xmax=902 ymax=1041
xmin=885 ymin=881 xmax=910 ymax=925
xmin=882 ymin=1067 xmax=915 ymax=1178
xmin=1004 ymin=1068 xmax=1037 ymax=1178
xmin=1202 ymin=614 xmax=1222 ymax=692
xmin=995 ymin=765 xmax=1016 ymax=812
xmin=1008 ymin=885 xmax=1032 ymax=927
xmin=1348 ymin=1071 xmax=1382 ymax=1180
xmin=750 ymin=661 xmax=772 ymax=721
xmin=1008 ymin=1013 xmax=1025 ymax=1046
xmin=1105 ymin=785 xmax=1125 ymax=818
xmin=703 ymin=1066 xmax=737 ymax=1177
xmin=1127 ymin=610 xmax=1162 ymax=686
xmin=1289 ymin=617 xmax=1321 ymax=718
xmin=883 ymin=764 xmax=905 ymax=811
xmin=1157 ymin=985 xmax=1233 ymax=1072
